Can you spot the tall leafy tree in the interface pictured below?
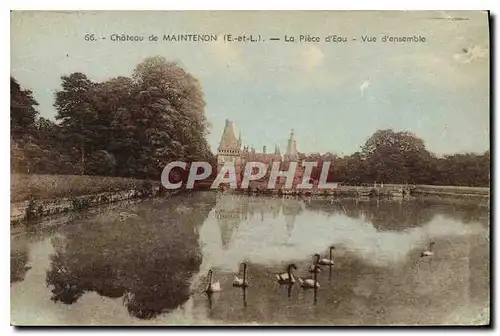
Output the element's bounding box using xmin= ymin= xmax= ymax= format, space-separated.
xmin=52 ymin=57 xmax=213 ymax=178
xmin=11 ymin=77 xmax=39 ymax=140
xmin=127 ymin=56 xmax=212 ymax=178
xmin=93 ymin=77 xmax=136 ymax=176
xmin=361 ymin=129 xmax=432 ymax=184
xmin=54 ymin=72 xmax=97 ymax=174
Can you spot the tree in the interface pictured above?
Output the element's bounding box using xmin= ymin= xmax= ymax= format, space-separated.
xmin=11 ymin=77 xmax=39 ymax=140
xmin=93 ymin=77 xmax=137 ymax=176
xmin=86 ymin=150 xmax=116 ymax=176
xmin=54 ymin=73 xmax=98 ymax=173
xmin=125 ymin=56 xmax=212 ymax=178
xmin=433 ymin=152 xmax=490 ymax=187
xmin=52 ymin=57 xmax=214 ymax=179
xmin=361 ymin=129 xmax=432 ymax=184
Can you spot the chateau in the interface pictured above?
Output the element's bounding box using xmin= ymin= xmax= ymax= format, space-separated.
xmin=216 ymin=119 xmax=305 ymax=188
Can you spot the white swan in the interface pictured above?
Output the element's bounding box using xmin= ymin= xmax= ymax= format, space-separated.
xmin=318 ymin=246 xmax=335 ymax=265
xmin=421 ymin=242 xmax=435 ymax=257
xmin=308 ymin=254 xmax=323 ymax=273
xmin=233 ymin=262 xmax=248 ymax=287
xmin=299 ymin=265 xmax=320 ymax=288
xmin=298 ymin=278 xmax=321 ymax=288
xmin=276 ymin=263 xmax=298 ymax=284
xmin=205 ymin=269 xmax=221 ymax=293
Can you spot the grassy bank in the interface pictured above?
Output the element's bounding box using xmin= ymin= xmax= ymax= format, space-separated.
xmin=11 ymin=174 xmax=160 ymax=202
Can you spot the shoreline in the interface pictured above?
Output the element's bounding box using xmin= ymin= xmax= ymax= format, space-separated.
xmin=10 ymin=185 xmax=179 ymax=226
xmin=10 ymin=184 xmax=489 ymax=225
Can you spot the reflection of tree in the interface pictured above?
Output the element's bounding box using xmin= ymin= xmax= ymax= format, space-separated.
xmin=46 ymin=251 xmax=85 ymax=304
xmin=305 ymin=198 xmax=488 ymax=231
xmin=45 ymin=192 xmax=215 ymax=319
xmin=428 ymin=199 xmax=489 ymax=226
xmin=11 ymin=247 xmax=31 ymax=284
xmin=359 ymin=201 xmax=436 ymax=230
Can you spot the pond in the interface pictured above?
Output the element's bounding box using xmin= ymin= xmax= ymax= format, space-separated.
xmin=11 ymin=192 xmax=490 ymax=325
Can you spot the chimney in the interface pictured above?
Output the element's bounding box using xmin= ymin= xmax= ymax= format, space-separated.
xmin=263 ymin=145 xmax=266 ymax=154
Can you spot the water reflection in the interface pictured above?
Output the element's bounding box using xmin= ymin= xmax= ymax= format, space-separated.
xmin=306 ymin=197 xmax=489 ymax=230
xmin=201 ymin=195 xmax=487 ymax=272
xmin=43 ymin=192 xmax=216 ymax=319
xmin=11 ymin=246 xmax=31 ymax=283
xmin=11 ymin=192 xmax=489 ymax=325
xmin=213 ymin=195 xmax=304 ymax=249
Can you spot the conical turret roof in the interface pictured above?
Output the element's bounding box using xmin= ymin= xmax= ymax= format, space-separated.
xmin=218 ymin=119 xmax=239 ymax=150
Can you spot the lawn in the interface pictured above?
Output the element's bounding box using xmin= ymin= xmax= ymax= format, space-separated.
xmin=11 ymin=174 xmax=160 ymax=202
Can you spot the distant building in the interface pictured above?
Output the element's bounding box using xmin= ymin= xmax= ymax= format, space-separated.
xmin=216 ymin=119 xmax=304 ymax=188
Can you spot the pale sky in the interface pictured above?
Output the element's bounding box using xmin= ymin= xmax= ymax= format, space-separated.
xmin=11 ymin=11 xmax=490 ymax=156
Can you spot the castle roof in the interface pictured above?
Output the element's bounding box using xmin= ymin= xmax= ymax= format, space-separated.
xmin=286 ymin=129 xmax=298 ymax=160
xmin=218 ymin=119 xmax=239 ymax=150
xmin=244 ymin=152 xmax=283 ymax=163
xmin=217 ymin=121 xmax=298 ymax=161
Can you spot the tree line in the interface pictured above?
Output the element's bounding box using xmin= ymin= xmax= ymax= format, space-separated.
xmin=303 ymin=129 xmax=490 ymax=187
xmin=10 ymin=56 xmax=490 ymax=187
xmin=11 ymin=56 xmax=213 ymax=179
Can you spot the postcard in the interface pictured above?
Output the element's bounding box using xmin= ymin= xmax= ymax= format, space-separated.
xmin=10 ymin=10 xmax=490 ymax=326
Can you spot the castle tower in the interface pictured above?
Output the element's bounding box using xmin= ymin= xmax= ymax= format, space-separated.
xmin=285 ymin=129 xmax=299 ymax=161
xmin=217 ymin=119 xmax=242 ymax=174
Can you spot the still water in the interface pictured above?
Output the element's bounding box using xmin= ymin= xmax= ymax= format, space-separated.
xmin=11 ymin=192 xmax=490 ymax=326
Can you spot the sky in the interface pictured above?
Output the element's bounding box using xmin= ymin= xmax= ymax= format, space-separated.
xmin=11 ymin=11 xmax=490 ymax=156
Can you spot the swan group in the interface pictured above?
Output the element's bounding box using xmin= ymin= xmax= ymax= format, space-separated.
xmin=203 ymin=240 xmax=438 ymax=307
xmin=204 ymin=246 xmax=337 ymax=296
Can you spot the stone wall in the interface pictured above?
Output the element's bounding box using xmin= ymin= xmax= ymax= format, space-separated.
xmin=11 ymin=185 xmax=161 ymax=224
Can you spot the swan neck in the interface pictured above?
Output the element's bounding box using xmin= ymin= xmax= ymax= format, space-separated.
xmin=207 ymin=270 xmax=213 ymax=284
